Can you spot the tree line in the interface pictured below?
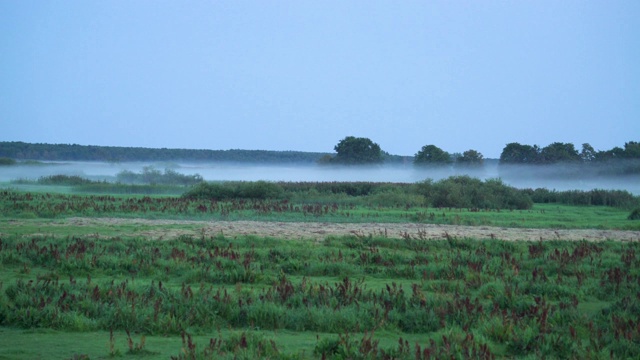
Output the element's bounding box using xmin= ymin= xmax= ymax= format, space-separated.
xmin=319 ymin=136 xmax=483 ymax=166
xmin=1 ymin=139 xmax=638 ymax=168
xmin=499 ymin=141 xmax=640 ymax=164
xmin=326 ymin=137 xmax=639 ymax=167
xmin=0 ymin=141 xmax=329 ymax=163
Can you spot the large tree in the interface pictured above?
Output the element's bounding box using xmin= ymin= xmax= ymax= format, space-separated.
xmin=499 ymin=143 xmax=540 ymax=164
xmin=414 ymin=145 xmax=452 ymax=166
xmin=456 ymin=149 xmax=484 ymax=166
xmin=580 ymin=143 xmax=597 ymax=162
xmin=539 ymin=142 xmax=581 ymax=163
xmin=623 ymin=141 xmax=640 ymax=159
xmin=333 ymin=136 xmax=383 ymax=164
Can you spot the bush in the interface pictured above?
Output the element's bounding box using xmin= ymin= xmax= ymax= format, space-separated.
xmin=528 ymin=188 xmax=639 ymax=208
xmin=236 ymin=181 xmax=284 ymax=199
xmin=74 ymin=183 xmax=184 ymax=195
xmin=416 ymin=176 xmax=533 ymax=210
xmin=629 ymin=208 xmax=640 ymax=220
xmin=37 ymin=175 xmax=99 ymax=186
xmin=292 ymin=182 xmax=376 ymax=196
xmin=182 ymin=182 xmax=235 ymax=200
xmin=0 ymin=157 xmax=16 ymax=165
xmin=116 ymin=167 xmax=203 ymax=186
xmin=182 ymin=181 xmax=283 ymax=200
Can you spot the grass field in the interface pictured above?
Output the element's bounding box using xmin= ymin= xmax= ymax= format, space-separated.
xmin=0 ymin=187 xmax=639 ymax=359
xmin=1 ymin=189 xmax=638 ymax=231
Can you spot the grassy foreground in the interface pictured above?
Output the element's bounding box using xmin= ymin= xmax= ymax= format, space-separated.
xmin=1 ymin=190 xmax=638 ymax=230
xmin=1 ymin=188 xmax=639 ymax=358
xmin=1 ymin=232 xmax=639 ymax=359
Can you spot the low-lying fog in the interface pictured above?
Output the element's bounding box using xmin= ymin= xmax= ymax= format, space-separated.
xmin=1 ymin=161 xmax=639 ymax=195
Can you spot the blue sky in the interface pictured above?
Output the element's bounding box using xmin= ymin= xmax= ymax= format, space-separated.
xmin=1 ymin=1 xmax=638 ymax=158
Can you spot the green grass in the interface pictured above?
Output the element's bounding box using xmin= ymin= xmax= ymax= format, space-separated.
xmin=1 ymin=190 xmax=638 ymax=230
xmin=0 ymin=233 xmax=639 ymax=358
xmin=1 ymin=186 xmax=639 ymax=358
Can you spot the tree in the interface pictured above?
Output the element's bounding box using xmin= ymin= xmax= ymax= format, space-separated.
xmin=499 ymin=143 xmax=540 ymax=164
xmin=596 ymin=146 xmax=624 ymax=161
xmin=623 ymin=141 xmax=640 ymax=159
xmin=539 ymin=142 xmax=581 ymax=163
xmin=456 ymin=149 xmax=484 ymax=167
xmin=333 ymin=136 xmax=383 ymax=164
xmin=414 ymin=145 xmax=452 ymax=166
xmin=580 ymin=143 xmax=597 ymax=162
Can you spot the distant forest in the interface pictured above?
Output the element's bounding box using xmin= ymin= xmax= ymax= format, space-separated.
xmin=0 ymin=141 xmax=414 ymax=164
xmin=499 ymin=141 xmax=640 ymax=164
xmin=0 ymin=141 xmax=638 ymax=170
xmin=0 ymin=141 xmax=334 ymax=164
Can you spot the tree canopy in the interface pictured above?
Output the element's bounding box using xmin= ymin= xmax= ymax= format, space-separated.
xmin=500 ymin=141 xmax=640 ymax=165
xmin=332 ymin=136 xmax=383 ymax=165
xmin=499 ymin=143 xmax=541 ymax=164
xmin=539 ymin=142 xmax=581 ymax=163
xmin=0 ymin=141 xmax=330 ymax=163
xmin=456 ymin=149 xmax=484 ymax=166
xmin=414 ymin=145 xmax=452 ymax=166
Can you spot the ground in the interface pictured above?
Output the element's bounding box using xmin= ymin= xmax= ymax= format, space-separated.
xmin=60 ymin=217 xmax=640 ymax=242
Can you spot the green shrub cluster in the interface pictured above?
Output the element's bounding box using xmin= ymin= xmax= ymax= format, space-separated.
xmin=9 ymin=174 xmax=638 ymax=211
xmin=416 ymin=176 xmax=533 ymax=210
xmin=526 ymin=188 xmax=640 ymax=209
xmin=278 ymin=182 xmax=422 ymax=207
xmin=74 ymin=183 xmax=185 ymax=195
xmin=278 ymin=182 xmax=382 ymax=196
xmin=0 ymin=157 xmax=16 ymax=166
xmin=182 ymin=181 xmax=284 ymax=200
xmin=37 ymin=175 xmax=102 ymax=186
xmin=116 ymin=167 xmax=203 ymax=186
xmin=11 ymin=175 xmax=102 ymax=186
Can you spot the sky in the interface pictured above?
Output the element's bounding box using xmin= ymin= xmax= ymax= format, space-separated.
xmin=1 ymin=1 xmax=639 ymax=158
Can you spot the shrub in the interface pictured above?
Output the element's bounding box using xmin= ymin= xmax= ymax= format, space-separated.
xmin=629 ymin=208 xmax=640 ymax=220
xmin=236 ymin=181 xmax=284 ymax=199
xmin=37 ymin=175 xmax=99 ymax=186
xmin=528 ymin=188 xmax=639 ymax=208
xmin=116 ymin=167 xmax=203 ymax=186
xmin=182 ymin=182 xmax=235 ymax=200
xmin=416 ymin=176 xmax=533 ymax=209
xmin=0 ymin=157 xmax=16 ymax=165
xmin=182 ymin=181 xmax=283 ymax=200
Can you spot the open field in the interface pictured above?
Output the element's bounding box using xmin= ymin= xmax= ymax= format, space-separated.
xmin=1 ymin=232 xmax=639 ymax=359
xmin=2 ymin=217 xmax=640 ymax=243
xmin=1 ymin=188 xmax=639 ymax=359
xmin=1 ymin=189 xmax=639 ymax=231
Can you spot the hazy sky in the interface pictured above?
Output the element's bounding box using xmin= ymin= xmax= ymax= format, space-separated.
xmin=1 ymin=1 xmax=638 ymax=158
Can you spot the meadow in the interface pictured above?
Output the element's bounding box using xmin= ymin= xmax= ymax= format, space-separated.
xmin=0 ymin=179 xmax=639 ymax=359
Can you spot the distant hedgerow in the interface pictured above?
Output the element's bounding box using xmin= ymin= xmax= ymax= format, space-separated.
xmin=526 ymin=188 xmax=640 ymax=209
xmin=37 ymin=175 xmax=100 ymax=186
xmin=116 ymin=167 xmax=203 ymax=186
xmin=182 ymin=181 xmax=284 ymax=200
xmin=0 ymin=157 xmax=16 ymax=165
xmin=416 ymin=176 xmax=533 ymax=210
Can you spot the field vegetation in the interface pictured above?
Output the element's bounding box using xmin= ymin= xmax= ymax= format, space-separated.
xmin=9 ymin=169 xmax=204 ymax=195
xmin=0 ymin=175 xmax=639 ymax=358
xmin=0 ymin=232 xmax=639 ymax=358
xmin=1 ymin=177 xmax=639 ymax=230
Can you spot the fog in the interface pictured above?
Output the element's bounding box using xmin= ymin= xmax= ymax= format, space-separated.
xmin=1 ymin=161 xmax=639 ymax=195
